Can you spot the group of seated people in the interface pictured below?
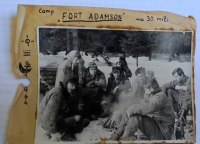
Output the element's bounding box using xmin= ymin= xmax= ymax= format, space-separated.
xmin=38 ymin=50 xmax=192 ymax=141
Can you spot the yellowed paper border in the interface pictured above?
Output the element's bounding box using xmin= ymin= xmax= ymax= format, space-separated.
xmin=5 ymin=5 xmax=196 ymax=144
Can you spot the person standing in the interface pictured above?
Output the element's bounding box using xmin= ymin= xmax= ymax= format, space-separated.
xmin=55 ymin=50 xmax=84 ymax=87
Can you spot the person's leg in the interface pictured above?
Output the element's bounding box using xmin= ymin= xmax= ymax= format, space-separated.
xmin=80 ymin=87 xmax=101 ymax=118
xmin=70 ymin=119 xmax=90 ymax=133
xmin=80 ymin=87 xmax=101 ymax=103
xmin=167 ymin=89 xmax=189 ymax=139
xmin=57 ymin=116 xmax=90 ymax=141
xmin=167 ymin=89 xmax=180 ymax=112
xmin=112 ymin=114 xmax=130 ymax=140
xmin=57 ymin=116 xmax=77 ymax=133
xmin=122 ymin=115 xmax=165 ymax=140
xmin=138 ymin=116 xmax=165 ymax=140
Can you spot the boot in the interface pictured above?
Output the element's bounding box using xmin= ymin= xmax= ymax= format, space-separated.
xmin=61 ymin=133 xmax=77 ymax=141
xmin=99 ymin=103 xmax=110 ymax=118
xmin=112 ymin=133 xmax=121 ymax=141
xmin=82 ymin=119 xmax=90 ymax=128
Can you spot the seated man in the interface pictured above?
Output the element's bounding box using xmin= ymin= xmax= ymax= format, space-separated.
xmin=161 ymin=67 xmax=191 ymax=139
xmin=82 ymin=61 xmax=107 ymax=117
xmin=103 ymin=69 xmax=159 ymax=130
xmin=83 ymin=62 xmax=106 ymax=89
xmin=129 ymin=67 xmax=148 ymax=103
xmin=111 ymin=80 xmax=175 ymax=141
xmin=39 ymin=77 xmax=90 ymax=142
xmin=106 ymin=65 xmax=131 ymax=103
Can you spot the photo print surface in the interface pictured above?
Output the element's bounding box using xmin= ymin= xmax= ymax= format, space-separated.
xmin=35 ymin=27 xmax=193 ymax=143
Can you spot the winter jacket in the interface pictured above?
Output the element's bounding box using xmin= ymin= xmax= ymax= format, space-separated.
xmin=55 ymin=50 xmax=84 ymax=87
xmin=127 ymin=89 xmax=175 ymax=140
xmin=128 ymin=76 xmax=148 ymax=104
xmin=161 ymin=75 xmax=191 ymax=111
xmin=106 ymin=72 xmax=131 ymax=95
xmin=39 ymin=86 xmax=83 ymax=134
xmin=83 ymin=68 xmax=106 ymax=89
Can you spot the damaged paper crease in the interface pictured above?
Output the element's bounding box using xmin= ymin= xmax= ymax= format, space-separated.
xmin=5 ymin=5 xmax=196 ymax=144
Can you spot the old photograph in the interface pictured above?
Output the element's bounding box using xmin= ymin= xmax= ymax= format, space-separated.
xmin=35 ymin=27 xmax=193 ymax=143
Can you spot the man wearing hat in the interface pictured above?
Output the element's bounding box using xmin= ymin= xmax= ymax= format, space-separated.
xmin=106 ymin=65 xmax=131 ymax=103
xmin=39 ymin=77 xmax=90 ymax=142
xmin=83 ymin=62 xmax=106 ymax=89
xmin=81 ymin=61 xmax=107 ymax=118
xmin=111 ymin=80 xmax=175 ymax=141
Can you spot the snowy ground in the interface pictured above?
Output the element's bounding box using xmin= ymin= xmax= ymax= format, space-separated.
xmin=36 ymin=52 xmax=192 ymax=142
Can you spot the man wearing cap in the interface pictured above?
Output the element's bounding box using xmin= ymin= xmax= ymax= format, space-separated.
xmin=55 ymin=50 xmax=85 ymax=87
xmin=39 ymin=77 xmax=90 ymax=142
xmin=106 ymin=65 xmax=131 ymax=103
xmin=111 ymin=80 xmax=175 ymax=141
xmin=83 ymin=62 xmax=106 ymax=89
xmin=80 ymin=61 xmax=107 ymax=118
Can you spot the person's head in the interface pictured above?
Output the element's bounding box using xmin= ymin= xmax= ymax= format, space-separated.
xmin=65 ymin=77 xmax=78 ymax=94
xmin=135 ymin=67 xmax=146 ymax=83
xmin=144 ymin=79 xmax=159 ymax=95
xmin=88 ymin=62 xmax=97 ymax=76
xmin=112 ymin=66 xmax=121 ymax=79
xmin=147 ymin=70 xmax=154 ymax=81
xmin=72 ymin=57 xmax=81 ymax=67
xmin=172 ymin=68 xmax=185 ymax=83
xmin=72 ymin=51 xmax=82 ymax=66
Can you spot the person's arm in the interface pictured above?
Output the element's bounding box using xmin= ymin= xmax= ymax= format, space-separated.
xmin=127 ymin=93 xmax=164 ymax=116
xmin=55 ymin=67 xmax=66 ymax=87
xmin=106 ymin=78 xmax=112 ymax=94
xmin=161 ymin=80 xmax=177 ymax=93
xmin=186 ymin=77 xmax=191 ymax=94
xmin=42 ymin=91 xmax=62 ymax=134
xmin=95 ymin=73 xmax=106 ymax=89
xmin=78 ymin=59 xmax=85 ymax=85
xmin=129 ymin=78 xmax=139 ymax=97
xmin=118 ymin=79 xmax=131 ymax=90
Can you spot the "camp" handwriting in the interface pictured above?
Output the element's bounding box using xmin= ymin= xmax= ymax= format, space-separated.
xmin=39 ymin=8 xmax=54 ymax=16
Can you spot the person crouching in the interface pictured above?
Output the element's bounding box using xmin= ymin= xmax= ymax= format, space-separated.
xmin=39 ymin=77 xmax=90 ymax=142
xmin=106 ymin=65 xmax=131 ymax=103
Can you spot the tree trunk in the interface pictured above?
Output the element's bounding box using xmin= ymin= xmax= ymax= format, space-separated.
xmin=66 ymin=30 xmax=70 ymax=55
xmin=168 ymin=49 xmax=173 ymax=62
xmin=103 ymin=46 xmax=106 ymax=56
xmin=136 ymin=57 xmax=138 ymax=67
xmin=149 ymin=50 xmax=152 ymax=61
xmin=72 ymin=29 xmax=79 ymax=51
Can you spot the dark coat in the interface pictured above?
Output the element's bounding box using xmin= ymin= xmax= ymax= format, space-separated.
xmin=83 ymin=68 xmax=106 ymax=89
xmin=106 ymin=72 xmax=131 ymax=95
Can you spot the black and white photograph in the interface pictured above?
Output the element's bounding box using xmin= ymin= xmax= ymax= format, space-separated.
xmin=35 ymin=27 xmax=194 ymax=143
